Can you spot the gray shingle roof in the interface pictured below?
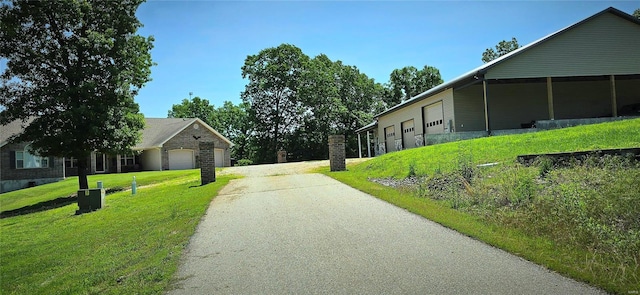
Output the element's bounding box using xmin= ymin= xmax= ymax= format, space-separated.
xmin=0 ymin=117 xmax=34 ymax=147
xmin=135 ymin=118 xmax=198 ymax=149
xmin=134 ymin=117 xmax=233 ymax=149
xmin=1 ymin=117 xmax=233 ymax=149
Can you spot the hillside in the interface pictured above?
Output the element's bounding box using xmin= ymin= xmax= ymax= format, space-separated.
xmin=327 ymin=118 xmax=640 ymax=294
xmin=356 ymin=117 xmax=640 ymax=178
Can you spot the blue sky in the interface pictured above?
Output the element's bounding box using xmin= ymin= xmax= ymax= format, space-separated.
xmin=131 ymin=1 xmax=638 ymax=117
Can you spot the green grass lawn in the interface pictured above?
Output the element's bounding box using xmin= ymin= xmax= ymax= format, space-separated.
xmin=360 ymin=117 xmax=640 ymax=179
xmin=322 ymin=118 xmax=640 ymax=295
xmin=1 ymin=170 xmax=238 ymax=294
xmin=0 ymin=169 xmax=214 ymax=213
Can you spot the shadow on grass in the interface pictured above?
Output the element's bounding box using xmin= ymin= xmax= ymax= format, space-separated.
xmin=0 ymin=187 xmax=124 ymax=219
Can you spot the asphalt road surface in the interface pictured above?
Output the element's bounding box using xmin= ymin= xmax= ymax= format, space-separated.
xmin=167 ymin=161 xmax=605 ymax=294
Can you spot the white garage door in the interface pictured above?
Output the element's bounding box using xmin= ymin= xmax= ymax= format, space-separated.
xmin=423 ymin=101 xmax=444 ymax=134
xmin=168 ymin=149 xmax=194 ymax=170
xmin=401 ymin=119 xmax=415 ymax=149
xmin=384 ymin=126 xmax=395 ymax=152
xmin=214 ymin=148 xmax=224 ymax=167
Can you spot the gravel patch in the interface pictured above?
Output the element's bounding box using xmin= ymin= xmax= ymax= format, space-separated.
xmin=368 ymin=176 xmax=423 ymax=188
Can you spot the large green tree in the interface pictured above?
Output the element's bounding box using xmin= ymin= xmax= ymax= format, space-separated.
xmin=241 ymin=44 xmax=309 ymax=163
xmin=167 ymin=96 xmax=215 ymax=127
xmin=209 ymin=101 xmax=253 ymax=161
xmin=241 ymin=44 xmax=389 ymax=162
xmin=0 ymin=0 xmax=153 ymax=190
xmin=384 ymin=65 xmax=443 ymax=107
xmin=634 ymin=8 xmax=640 ymax=19
xmin=482 ymin=37 xmax=520 ymax=63
xmin=297 ymin=54 xmax=385 ymax=159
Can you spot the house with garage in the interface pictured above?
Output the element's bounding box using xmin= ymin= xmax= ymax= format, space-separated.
xmin=1 ymin=118 xmax=65 ymax=193
xmin=1 ymin=117 xmax=232 ymax=193
xmin=132 ymin=118 xmax=232 ymax=171
xmin=356 ymin=7 xmax=640 ymax=157
xmin=64 ymin=118 xmax=233 ymax=176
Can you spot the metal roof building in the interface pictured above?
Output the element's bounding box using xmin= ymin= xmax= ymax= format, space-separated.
xmin=357 ymin=7 xmax=640 ymax=157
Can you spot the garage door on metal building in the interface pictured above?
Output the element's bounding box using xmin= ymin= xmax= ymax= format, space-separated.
xmin=384 ymin=126 xmax=395 ymax=152
xmin=214 ymin=148 xmax=224 ymax=167
xmin=168 ymin=149 xmax=194 ymax=170
xmin=401 ymin=119 xmax=415 ymax=149
xmin=423 ymin=101 xmax=444 ymax=134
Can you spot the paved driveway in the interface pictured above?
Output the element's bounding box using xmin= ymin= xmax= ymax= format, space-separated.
xmin=167 ymin=161 xmax=604 ymax=294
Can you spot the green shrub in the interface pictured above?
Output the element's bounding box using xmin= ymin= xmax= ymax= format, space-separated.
xmin=236 ymin=159 xmax=253 ymax=166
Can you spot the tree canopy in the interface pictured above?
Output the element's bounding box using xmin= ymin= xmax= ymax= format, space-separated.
xmin=0 ymin=0 xmax=154 ymax=189
xmin=241 ymin=44 xmax=309 ymax=163
xmin=237 ymin=44 xmax=390 ymax=163
xmin=384 ymin=65 xmax=443 ymax=107
xmin=482 ymin=37 xmax=520 ymax=63
xmin=209 ymin=101 xmax=253 ymax=161
xmin=168 ymin=44 xmax=443 ymax=164
xmin=168 ymin=96 xmax=215 ymax=127
xmin=634 ymin=8 xmax=640 ymax=19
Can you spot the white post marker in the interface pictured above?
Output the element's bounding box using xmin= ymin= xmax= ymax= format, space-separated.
xmin=132 ymin=176 xmax=137 ymax=195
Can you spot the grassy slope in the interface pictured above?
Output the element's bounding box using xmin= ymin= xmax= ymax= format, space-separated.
xmin=1 ymin=169 xmax=214 ymax=212
xmin=362 ymin=118 xmax=640 ymax=179
xmin=1 ymin=170 xmax=238 ymax=294
xmin=323 ymin=118 xmax=640 ymax=294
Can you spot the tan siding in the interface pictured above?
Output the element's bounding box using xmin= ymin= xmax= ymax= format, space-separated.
xmin=140 ymin=148 xmax=162 ymax=171
xmin=487 ymin=82 xmax=549 ymax=130
xmin=554 ymin=79 xmax=612 ymax=119
xmin=486 ymin=13 xmax=640 ymax=79
xmin=453 ymin=85 xmax=486 ymax=131
xmin=377 ymin=89 xmax=454 ymax=152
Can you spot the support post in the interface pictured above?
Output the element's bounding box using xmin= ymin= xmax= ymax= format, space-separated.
xmin=366 ymin=131 xmax=371 ymax=158
xmin=482 ymin=80 xmax=490 ymax=133
xmin=610 ymin=75 xmax=618 ymax=117
xmin=199 ymin=142 xmax=216 ymax=185
xmin=357 ymin=133 xmax=362 ymax=158
xmin=547 ymin=77 xmax=555 ymax=120
xmin=116 ymin=155 xmax=122 ymax=173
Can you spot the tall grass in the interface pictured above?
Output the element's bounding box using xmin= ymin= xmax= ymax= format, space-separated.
xmin=414 ymin=154 xmax=640 ymax=291
xmin=327 ymin=118 xmax=640 ymax=294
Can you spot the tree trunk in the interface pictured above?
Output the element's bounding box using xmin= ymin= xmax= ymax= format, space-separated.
xmin=77 ymin=156 xmax=89 ymax=189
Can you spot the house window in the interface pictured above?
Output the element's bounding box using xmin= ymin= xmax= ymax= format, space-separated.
xmin=121 ymin=154 xmax=137 ymax=166
xmin=16 ymin=145 xmax=48 ymax=169
xmin=65 ymin=157 xmax=78 ymax=168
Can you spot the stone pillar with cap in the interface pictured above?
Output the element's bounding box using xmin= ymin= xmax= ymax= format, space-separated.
xmin=199 ymin=142 xmax=216 ymax=185
xmin=328 ymin=135 xmax=346 ymax=172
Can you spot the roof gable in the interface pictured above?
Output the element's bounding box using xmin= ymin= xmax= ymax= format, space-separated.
xmin=0 ymin=118 xmax=34 ymax=148
xmin=2 ymin=117 xmax=233 ymax=149
xmin=485 ymin=8 xmax=640 ymax=79
xmin=374 ymin=7 xmax=640 ymax=119
xmin=134 ymin=118 xmax=233 ymax=149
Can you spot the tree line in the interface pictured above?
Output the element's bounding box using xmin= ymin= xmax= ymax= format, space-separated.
xmin=5 ymin=0 xmax=595 ymax=190
xmin=169 ymin=44 xmax=444 ymax=164
xmin=170 ymin=38 xmax=528 ymax=164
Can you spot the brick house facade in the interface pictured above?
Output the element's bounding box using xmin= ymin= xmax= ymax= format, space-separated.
xmin=159 ymin=120 xmax=232 ymax=170
xmin=1 ymin=118 xmax=233 ymax=193
xmin=0 ymin=141 xmax=64 ymax=193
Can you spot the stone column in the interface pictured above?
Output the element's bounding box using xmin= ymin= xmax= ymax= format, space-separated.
xmin=277 ymin=150 xmax=287 ymax=163
xmin=199 ymin=142 xmax=216 ymax=185
xmin=328 ymin=135 xmax=346 ymax=172
xmin=116 ymin=155 xmax=122 ymax=173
